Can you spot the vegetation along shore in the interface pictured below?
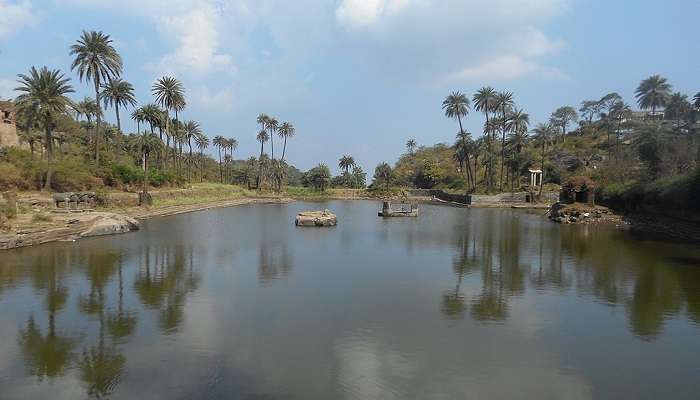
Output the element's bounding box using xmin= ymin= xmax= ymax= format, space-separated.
xmin=1 ymin=29 xmax=699 ymax=246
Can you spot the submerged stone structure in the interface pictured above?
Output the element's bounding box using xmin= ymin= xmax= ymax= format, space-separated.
xmin=378 ymin=201 xmax=418 ymax=217
xmin=295 ymin=210 xmax=337 ymax=227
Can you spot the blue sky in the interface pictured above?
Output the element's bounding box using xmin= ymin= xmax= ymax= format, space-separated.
xmin=1 ymin=0 xmax=698 ymax=173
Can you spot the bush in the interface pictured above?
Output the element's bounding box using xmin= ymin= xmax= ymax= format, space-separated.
xmin=0 ymin=162 xmax=24 ymax=191
xmin=31 ymin=213 xmax=52 ymax=223
xmin=51 ymin=158 xmax=102 ymax=192
xmin=110 ymin=164 xmax=144 ymax=185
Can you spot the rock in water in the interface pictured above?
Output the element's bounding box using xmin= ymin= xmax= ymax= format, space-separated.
xmin=295 ymin=209 xmax=337 ymax=227
xmin=80 ymin=215 xmax=140 ymax=237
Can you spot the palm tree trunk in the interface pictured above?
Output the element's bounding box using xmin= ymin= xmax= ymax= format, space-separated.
xmin=115 ymin=105 xmax=121 ymax=160
xmin=94 ymin=79 xmax=101 ymax=164
xmin=282 ymin=136 xmax=288 ymax=162
xmin=143 ymin=152 xmax=150 ymax=199
xmin=538 ymin=140 xmax=545 ymax=197
xmin=500 ymin=107 xmax=507 ymax=192
xmin=43 ymin=124 xmax=53 ymax=191
xmin=188 ymin=139 xmax=193 ymax=183
xmin=218 ymin=147 xmax=223 ymax=183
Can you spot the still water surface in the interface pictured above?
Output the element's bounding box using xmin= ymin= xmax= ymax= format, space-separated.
xmin=1 ymin=201 xmax=699 ymax=399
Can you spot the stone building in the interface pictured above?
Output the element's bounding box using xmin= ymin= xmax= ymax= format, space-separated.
xmin=0 ymin=101 xmax=21 ymax=148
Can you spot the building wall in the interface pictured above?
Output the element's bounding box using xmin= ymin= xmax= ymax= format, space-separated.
xmin=0 ymin=101 xmax=21 ymax=148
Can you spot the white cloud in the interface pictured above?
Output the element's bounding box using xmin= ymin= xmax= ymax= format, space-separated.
xmin=192 ymin=85 xmax=235 ymax=112
xmin=152 ymin=5 xmax=234 ymax=76
xmin=0 ymin=0 xmax=36 ymax=38
xmin=335 ymin=0 xmax=570 ymax=83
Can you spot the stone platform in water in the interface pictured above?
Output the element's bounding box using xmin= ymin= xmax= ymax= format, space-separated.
xmin=295 ymin=210 xmax=338 ymax=227
xmin=378 ymin=201 xmax=418 ymax=217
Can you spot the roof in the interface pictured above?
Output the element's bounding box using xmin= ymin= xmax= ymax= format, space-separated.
xmin=528 ymin=169 xmax=542 ymax=173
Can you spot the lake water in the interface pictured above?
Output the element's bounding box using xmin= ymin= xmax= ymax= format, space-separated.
xmin=1 ymin=201 xmax=699 ymax=399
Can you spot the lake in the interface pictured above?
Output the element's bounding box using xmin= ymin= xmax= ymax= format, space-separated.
xmin=0 ymin=201 xmax=699 ymax=399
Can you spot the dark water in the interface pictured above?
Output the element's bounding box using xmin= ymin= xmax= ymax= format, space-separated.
xmin=1 ymin=201 xmax=699 ymax=399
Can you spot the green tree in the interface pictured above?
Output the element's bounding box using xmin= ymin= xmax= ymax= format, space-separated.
xmin=339 ymin=155 xmax=356 ymax=174
xmin=531 ymin=122 xmax=554 ymax=196
xmin=70 ymin=30 xmax=123 ymax=164
xmin=182 ymin=120 xmax=202 ymax=182
xmin=194 ymin=133 xmax=209 ymax=182
xmin=212 ymin=135 xmax=225 ymax=183
xmin=550 ymin=106 xmax=578 ymax=143
xmin=635 ymin=74 xmax=672 ymax=117
xmin=473 ymin=87 xmax=498 ymax=189
xmin=495 ymin=91 xmax=515 ymax=190
xmin=101 ymin=78 xmax=136 ymax=159
xmin=278 ymin=121 xmax=295 ymax=162
xmin=373 ymin=162 xmax=393 ymax=189
xmin=406 ymin=138 xmax=417 ymax=154
xmin=15 ymin=67 xmax=74 ymax=191
xmin=139 ymin=132 xmax=162 ymax=204
xmin=152 ymin=76 xmax=186 ymax=167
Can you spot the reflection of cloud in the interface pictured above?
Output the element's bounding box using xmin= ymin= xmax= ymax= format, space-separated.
xmin=334 ymin=334 xmax=414 ymax=400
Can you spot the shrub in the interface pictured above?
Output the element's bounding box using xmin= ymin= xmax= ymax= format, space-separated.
xmin=0 ymin=162 xmax=24 ymax=191
xmin=110 ymin=164 xmax=144 ymax=185
xmin=31 ymin=213 xmax=53 ymax=223
xmin=51 ymin=158 xmax=102 ymax=192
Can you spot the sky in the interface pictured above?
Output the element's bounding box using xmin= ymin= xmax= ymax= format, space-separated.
xmin=0 ymin=0 xmax=699 ymax=173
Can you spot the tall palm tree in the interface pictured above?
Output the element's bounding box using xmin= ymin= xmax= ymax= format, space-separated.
xmin=505 ymin=108 xmax=529 ymax=188
xmin=212 ymin=135 xmax=225 ymax=183
xmin=473 ymin=87 xmax=498 ymax=190
xmin=194 ymin=133 xmax=209 ymax=182
xmin=494 ymin=91 xmax=515 ymax=191
xmin=101 ymin=78 xmax=136 ymax=159
xmin=182 ymin=120 xmax=202 ymax=182
xmin=278 ymin=121 xmax=295 ymax=162
xmin=70 ymin=30 xmax=123 ymax=164
xmin=15 ymin=67 xmax=74 ymax=191
xmin=256 ymin=129 xmax=270 ymax=188
xmin=152 ymin=76 xmax=186 ymax=166
xmin=266 ymin=117 xmax=279 ymax=160
xmin=635 ymin=75 xmax=672 ymax=118
xmin=406 ymin=138 xmax=417 ymax=154
xmin=339 ymin=155 xmax=356 ymax=174
xmin=224 ymin=138 xmax=238 ymax=183
xmin=139 ymin=133 xmax=162 ymax=205
xmin=531 ymin=123 xmax=554 ymax=197
xmin=442 ymin=92 xmax=470 ymax=188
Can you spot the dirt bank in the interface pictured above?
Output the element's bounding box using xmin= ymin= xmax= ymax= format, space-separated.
xmin=0 ymin=196 xmax=293 ymax=251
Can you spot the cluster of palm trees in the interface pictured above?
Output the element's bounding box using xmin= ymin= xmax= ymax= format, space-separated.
xmin=443 ymin=88 xmax=530 ymax=192
xmin=11 ymin=29 xmax=239 ymax=199
xmin=441 ymin=74 xmax=699 ymax=194
xmin=212 ymin=135 xmax=238 ymax=183
xmin=254 ymin=113 xmax=295 ymax=190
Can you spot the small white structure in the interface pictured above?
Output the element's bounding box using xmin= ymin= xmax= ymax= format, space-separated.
xmin=529 ymin=169 xmax=543 ymax=187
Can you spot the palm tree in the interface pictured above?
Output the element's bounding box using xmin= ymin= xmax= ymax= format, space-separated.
xmin=194 ymin=133 xmax=209 ymax=182
xmin=338 ymin=155 xmax=356 ymax=174
xmin=494 ymin=91 xmax=515 ymax=191
xmin=182 ymin=120 xmax=202 ymax=182
xmin=506 ymin=108 xmax=529 ymax=188
xmin=406 ymin=138 xmax=417 ymax=154
xmin=442 ymin=91 xmax=471 ymax=189
xmin=531 ymin=123 xmax=554 ymax=197
xmin=152 ymin=76 xmax=186 ymax=166
xmin=212 ymin=135 xmax=225 ymax=183
xmin=266 ymin=117 xmax=279 ymax=160
xmin=70 ymin=30 xmax=123 ymax=164
xmin=693 ymin=92 xmax=700 ymax=110
xmin=473 ymin=87 xmax=498 ymax=190
xmin=635 ymin=75 xmax=672 ymax=118
xmin=139 ymin=133 xmax=162 ymax=205
xmin=664 ymin=92 xmax=691 ymax=124
xmin=224 ymin=138 xmax=238 ymax=183
xmin=374 ymin=162 xmax=393 ymax=189
xmin=101 ymin=78 xmax=136 ymax=159
xmin=15 ymin=67 xmax=74 ymax=191
xmin=256 ymin=130 xmax=269 ymax=188
xmin=278 ymin=121 xmax=295 ymax=162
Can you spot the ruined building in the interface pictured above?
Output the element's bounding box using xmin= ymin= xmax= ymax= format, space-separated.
xmin=0 ymin=101 xmax=21 ymax=148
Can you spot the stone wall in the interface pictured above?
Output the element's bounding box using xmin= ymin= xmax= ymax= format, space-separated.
xmin=405 ymin=189 xmax=559 ymax=206
xmin=0 ymin=101 xmax=20 ymax=148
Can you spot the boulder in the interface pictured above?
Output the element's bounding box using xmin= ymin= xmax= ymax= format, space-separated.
xmin=295 ymin=210 xmax=337 ymax=227
xmin=80 ymin=215 xmax=140 ymax=237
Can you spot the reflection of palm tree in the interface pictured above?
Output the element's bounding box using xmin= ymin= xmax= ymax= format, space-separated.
xmin=107 ymin=260 xmax=137 ymax=343
xmin=258 ymin=243 xmax=293 ymax=285
xmin=627 ymin=267 xmax=681 ymax=339
xmin=133 ymin=245 xmax=200 ymax=334
xmin=78 ymin=331 xmax=125 ymax=398
xmin=18 ymin=255 xmax=77 ymax=381
xmin=19 ymin=315 xmax=77 ymax=380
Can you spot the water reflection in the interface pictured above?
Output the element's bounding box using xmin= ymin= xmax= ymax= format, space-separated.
xmin=0 ymin=202 xmax=699 ymax=399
